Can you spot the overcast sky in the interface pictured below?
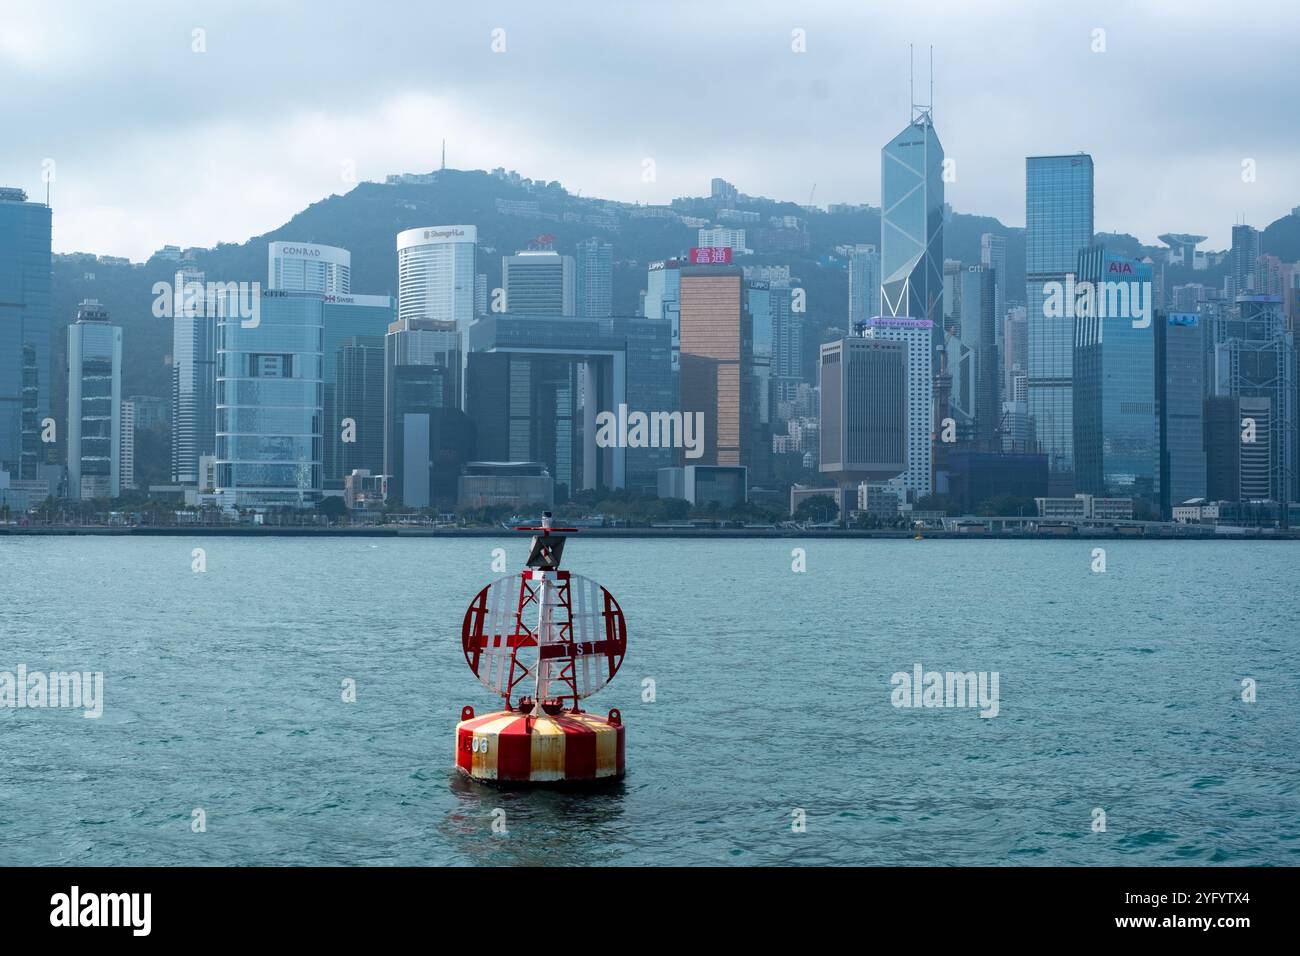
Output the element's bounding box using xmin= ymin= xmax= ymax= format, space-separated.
xmin=3 ymin=0 xmax=1296 ymax=260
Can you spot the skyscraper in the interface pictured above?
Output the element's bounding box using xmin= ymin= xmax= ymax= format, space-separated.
xmin=1229 ymin=225 xmax=1260 ymax=298
xmin=503 ymin=249 xmax=575 ymax=316
xmin=119 ymin=399 xmax=136 ymax=492
xmin=1205 ymin=395 xmax=1272 ymax=502
xmin=645 ymin=259 xmax=682 ymax=377
xmin=1025 ymin=153 xmax=1094 ymax=490
xmin=880 ymin=107 xmax=944 ymax=333
xmin=384 ymin=317 xmax=468 ymax=508
xmin=1158 ymin=312 xmax=1207 ymax=516
xmin=0 ymin=187 xmax=52 ymax=481
xmin=857 ymin=317 xmax=933 ymax=497
xmin=170 ymin=268 xmax=217 ymax=484
xmin=1002 ymin=306 xmax=1028 ymax=401
xmin=575 ymin=237 xmax=613 ymax=318
xmin=747 ymin=278 xmax=774 ymax=479
xmin=396 ymin=225 xmax=476 ymax=330
xmin=819 ymin=334 xmax=907 ymax=515
xmin=980 ymin=233 xmax=1008 ymax=326
xmin=1210 ymin=294 xmax=1296 ymax=503
xmin=770 ymin=280 xmax=804 ymax=409
xmin=847 ymin=245 xmax=881 ymax=325
xmin=679 ymin=265 xmax=752 ymax=468
xmin=214 ymin=291 xmax=324 ymax=506
xmin=267 ymin=241 xmax=351 ymax=294
xmin=397 ymin=225 xmax=476 ymax=408
xmin=1073 ymin=250 xmax=1158 ymax=503
xmin=66 ymin=300 xmax=122 ymax=500
xmin=335 ymin=335 xmax=386 ymax=480
xmin=320 ymin=293 xmax=395 ymax=485
xmin=948 ymin=265 xmax=999 ymax=447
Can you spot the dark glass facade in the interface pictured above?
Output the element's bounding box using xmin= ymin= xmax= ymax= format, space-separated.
xmin=467 ymin=313 xmax=672 ymax=495
xmin=320 ymin=296 xmax=393 ymax=484
xmin=818 ymin=336 xmax=906 ymax=483
xmin=1025 ymin=154 xmax=1094 ymax=484
xmin=335 ymin=335 xmax=385 ymax=479
xmin=1158 ymin=312 xmax=1207 ymax=515
xmin=0 ymin=189 xmax=52 ymax=480
xmin=946 ymin=451 xmax=1048 ymax=513
xmin=1073 ymin=249 xmax=1158 ymax=503
xmin=384 ymin=318 xmax=466 ymax=508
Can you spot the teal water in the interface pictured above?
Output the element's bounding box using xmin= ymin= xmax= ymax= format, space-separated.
xmin=1 ymin=536 xmax=1297 ymax=866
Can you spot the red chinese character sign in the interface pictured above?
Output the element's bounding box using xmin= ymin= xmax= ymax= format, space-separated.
xmin=689 ymin=246 xmax=733 ymax=264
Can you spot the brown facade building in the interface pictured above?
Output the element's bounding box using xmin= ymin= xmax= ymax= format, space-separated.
xmin=678 ymin=266 xmax=752 ymax=467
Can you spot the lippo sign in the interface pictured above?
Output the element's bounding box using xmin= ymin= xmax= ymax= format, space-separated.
xmin=689 ymin=246 xmax=732 ymax=264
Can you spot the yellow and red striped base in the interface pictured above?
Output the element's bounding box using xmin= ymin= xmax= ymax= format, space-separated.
xmin=455 ymin=708 xmax=625 ymax=784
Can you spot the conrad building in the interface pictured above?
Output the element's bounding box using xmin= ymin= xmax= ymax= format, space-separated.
xmin=268 ymin=241 xmax=350 ymax=294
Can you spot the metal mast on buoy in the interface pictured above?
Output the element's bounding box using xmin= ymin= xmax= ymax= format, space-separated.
xmin=456 ymin=512 xmax=628 ymax=784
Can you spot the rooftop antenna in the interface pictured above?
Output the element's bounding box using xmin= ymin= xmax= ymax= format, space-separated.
xmin=911 ymin=45 xmax=934 ymax=126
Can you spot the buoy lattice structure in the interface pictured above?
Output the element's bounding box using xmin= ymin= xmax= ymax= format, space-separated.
xmin=455 ymin=513 xmax=628 ymax=785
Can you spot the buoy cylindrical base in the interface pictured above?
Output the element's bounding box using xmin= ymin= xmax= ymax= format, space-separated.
xmin=455 ymin=708 xmax=625 ymax=784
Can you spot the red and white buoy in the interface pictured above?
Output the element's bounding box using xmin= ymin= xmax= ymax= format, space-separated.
xmin=456 ymin=513 xmax=627 ymax=785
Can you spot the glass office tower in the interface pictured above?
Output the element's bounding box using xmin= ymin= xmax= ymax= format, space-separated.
xmin=848 ymin=245 xmax=881 ymax=326
xmin=215 ymin=292 xmax=324 ymax=506
xmin=0 ymin=187 xmax=53 ymax=481
xmin=1073 ymin=250 xmax=1158 ymax=502
xmin=1158 ymin=312 xmax=1207 ymax=516
xmin=1025 ymin=154 xmax=1094 ymax=489
xmin=66 ymin=300 xmax=122 ymax=500
xmin=320 ymin=294 xmax=395 ymax=485
xmin=880 ymin=111 xmax=944 ymax=335
xmin=645 ymin=259 xmax=683 ymax=380
xmin=1211 ymin=295 xmax=1296 ymax=503
xmin=335 ymin=335 xmax=386 ymax=479
xmin=384 ymin=318 xmax=466 ymax=508
xmin=576 ymin=237 xmax=613 ymax=318
xmin=171 ymin=268 xmax=217 ymax=484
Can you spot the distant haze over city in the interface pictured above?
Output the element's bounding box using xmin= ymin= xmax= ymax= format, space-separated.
xmin=2 ymin=0 xmax=1297 ymax=259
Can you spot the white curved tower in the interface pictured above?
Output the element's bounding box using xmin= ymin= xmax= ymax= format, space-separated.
xmin=268 ymin=241 xmax=351 ymax=294
xmin=396 ymin=225 xmax=477 ymax=329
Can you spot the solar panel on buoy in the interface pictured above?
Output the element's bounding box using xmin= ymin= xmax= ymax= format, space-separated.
xmin=455 ymin=513 xmax=627 ymax=785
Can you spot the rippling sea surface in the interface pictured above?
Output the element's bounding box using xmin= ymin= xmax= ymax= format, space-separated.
xmin=1 ymin=535 xmax=1297 ymax=866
